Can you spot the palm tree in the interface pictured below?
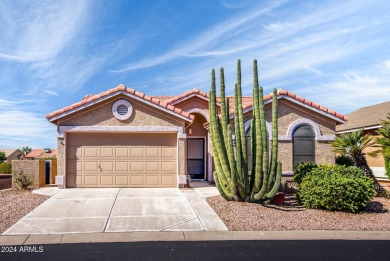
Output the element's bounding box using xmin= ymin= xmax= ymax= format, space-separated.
xmin=377 ymin=113 xmax=390 ymax=177
xmin=331 ymin=129 xmax=385 ymax=194
xmin=21 ymin=146 xmax=32 ymax=155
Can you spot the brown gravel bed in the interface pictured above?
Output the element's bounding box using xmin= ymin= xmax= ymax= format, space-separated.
xmin=0 ymin=190 xmax=49 ymax=234
xmin=207 ymin=195 xmax=390 ymax=231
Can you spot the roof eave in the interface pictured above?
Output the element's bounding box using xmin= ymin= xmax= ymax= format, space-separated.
xmin=228 ymin=95 xmax=347 ymax=123
xmin=47 ymin=91 xmax=193 ymax=124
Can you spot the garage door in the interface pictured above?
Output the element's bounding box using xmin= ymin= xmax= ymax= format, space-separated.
xmin=66 ymin=133 xmax=177 ymax=188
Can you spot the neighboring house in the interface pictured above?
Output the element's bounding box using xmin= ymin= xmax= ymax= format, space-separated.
xmin=46 ymin=84 xmax=346 ymax=189
xmin=336 ymin=101 xmax=390 ymax=180
xmin=0 ymin=149 xmax=24 ymax=162
xmin=25 ymin=148 xmax=58 ymax=160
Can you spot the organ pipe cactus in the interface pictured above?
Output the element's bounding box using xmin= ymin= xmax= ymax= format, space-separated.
xmin=209 ymin=59 xmax=282 ymax=203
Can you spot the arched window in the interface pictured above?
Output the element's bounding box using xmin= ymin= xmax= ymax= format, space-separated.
xmin=293 ymin=125 xmax=315 ymax=168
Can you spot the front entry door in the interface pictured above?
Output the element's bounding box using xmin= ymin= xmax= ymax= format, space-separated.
xmin=187 ymin=138 xmax=205 ymax=179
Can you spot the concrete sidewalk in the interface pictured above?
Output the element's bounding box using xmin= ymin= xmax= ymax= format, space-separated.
xmin=1 ymin=231 xmax=390 ymax=246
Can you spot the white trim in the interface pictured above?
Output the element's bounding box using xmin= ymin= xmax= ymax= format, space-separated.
xmin=58 ymin=125 xmax=186 ymax=138
xmin=176 ymin=138 xmax=180 ymax=187
xmin=336 ymin=125 xmax=382 ymax=134
xmin=48 ymin=91 xmax=193 ymax=123
xmin=171 ymin=93 xmax=210 ymax=105
xmin=170 ymin=93 xmax=220 ymax=106
xmin=281 ymin=118 xmax=335 ymax=141
xmin=186 ymin=136 xmax=207 ymax=180
xmin=112 ymin=99 xmax=133 ymax=120
xmin=63 ymin=132 xmax=67 ymax=188
xmin=281 ymin=95 xmax=346 ymax=123
xmin=185 ymin=107 xmax=209 ymax=121
xmin=229 ymin=95 xmax=346 ymax=123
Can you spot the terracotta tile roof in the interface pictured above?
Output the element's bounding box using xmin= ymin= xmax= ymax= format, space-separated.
xmin=46 ymin=84 xmax=195 ymax=122
xmin=160 ymin=88 xmax=346 ymax=122
xmin=226 ymin=96 xmax=253 ymax=114
xmin=228 ymin=89 xmax=347 ymax=122
xmin=163 ymin=88 xmax=209 ymax=104
xmin=336 ymin=101 xmax=390 ymax=132
xmin=0 ymin=149 xmax=22 ymax=157
xmin=25 ymin=149 xmax=57 ymax=159
xmin=25 ymin=149 xmax=44 ymax=158
xmin=152 ymin=95 xmax=175 ymax=101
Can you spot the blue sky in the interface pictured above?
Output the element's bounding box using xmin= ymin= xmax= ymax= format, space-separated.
xmin=0 ymin=0 xmax=389 ymax=149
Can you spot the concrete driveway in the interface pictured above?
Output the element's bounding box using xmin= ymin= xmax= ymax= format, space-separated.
xmin=3 ymin=188 xmax=227 ymax=235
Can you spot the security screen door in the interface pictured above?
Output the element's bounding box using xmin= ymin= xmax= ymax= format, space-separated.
xmin=187 ymin=138 xmax=205 ymax=179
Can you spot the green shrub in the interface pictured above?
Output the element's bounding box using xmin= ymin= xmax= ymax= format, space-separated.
xmin=298 ymin=165 xmax=375 ymax=213
xmin=385 ymin=157 xmax=390 ymax=179
xmin=293 ymin=162 xmax=317 ymax=185
xmin=0 ymin=151 xmax=5 ymax=163
xmin=336 ymin=155 xmax=354 ymax=167
xmin=0 ymin=162 xmax=12 ymax=174
xmin=13 ymin=171 xmax=33 ymax=189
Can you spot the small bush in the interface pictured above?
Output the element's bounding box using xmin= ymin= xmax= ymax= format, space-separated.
xmin=0 ymin=162 xmax=12 ymax=174
xmin=13 ymin=171 xmax=33 ymax=190
xmin=385 ymin=157 xmax=390 ymax=179
xmin=293 ymin=162 xmax=317 ymax=185
xmin=298 ymin=165 xmax=375 ymax=213
xmin=336 ymin=155 xmax=354 ymax=167
xmin=0 ymin=151 xmax=6 ymax=163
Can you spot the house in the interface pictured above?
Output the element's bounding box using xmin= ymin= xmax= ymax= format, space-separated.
xmin=46 ymin=84 xmax=346 ymax=189
xmin=25 ymin=148 xmax=58 ymax=160
xmin=336 ymin=101 xmax=390 ymax=180
xmin=0 ymin=149 xmax=24 ymax=162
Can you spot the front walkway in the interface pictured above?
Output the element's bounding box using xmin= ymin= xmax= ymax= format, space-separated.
xmin=3 ymin=187 xmax=227 ymax=235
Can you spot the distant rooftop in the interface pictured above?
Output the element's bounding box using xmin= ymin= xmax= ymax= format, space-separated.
xmin=336 ymin=101 xmax=390 ymax=132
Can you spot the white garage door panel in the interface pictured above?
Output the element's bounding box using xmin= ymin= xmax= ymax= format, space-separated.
xmin=66 ymin=133 xmax=177 ymax=188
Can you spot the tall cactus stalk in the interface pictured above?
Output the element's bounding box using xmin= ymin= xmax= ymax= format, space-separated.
xmin=209 ymin=59 xmax=282 ymax=203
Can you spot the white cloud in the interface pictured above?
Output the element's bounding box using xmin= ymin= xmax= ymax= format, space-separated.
xmin=111 ymin=0 xmax=288 ymax=73
xmin=296 ymin=61 xmax=390 ymax=114
xmin=0 ymin=0 xmax=107 ymax=93
xmin=0 ymin=110 xmax=56 ymax=148
xmin=44 ymin=90 xmax=59 ymax=96
xmin=0 ymin=0 xmax=90 ymax=62
xmin=128 ymin=0 xmax=390 ymax=108
xmin=384 ymin=60 xmax=390 ymax=70
xmin=263 ymin=22 xmax=295 ymax=32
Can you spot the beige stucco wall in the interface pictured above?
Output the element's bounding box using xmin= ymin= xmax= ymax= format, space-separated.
xmin=242 ymin=100 xmax=335 ymax=135
xmin=178 ymin=139 xmax=186 ymax=176
xmin=57 ymin=137 xmax=65 ymax=178
xmin=58 ymin=95 xmax=185 ymax=127
xmin=240 ymin=99 xmax=338 ymax=172
xmin=55 ymin=94 xmax=187 ymax=187
xmin=174 ymin=96 xmax=210 ymax=115
xmin=12 ymin=160 xmax=45 ymax=189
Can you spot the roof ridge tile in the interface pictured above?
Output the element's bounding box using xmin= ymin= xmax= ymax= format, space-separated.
xmin=47 ymin=84 xmax=194 ymax=122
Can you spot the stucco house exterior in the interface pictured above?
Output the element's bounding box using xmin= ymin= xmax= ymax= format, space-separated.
xmin=46 ymin=84 xmax=346 ymax=189
xmin=0 ymin=149 xmax=24 ymax=162
xmin=336 ymin=101 xmax=390 ymax=181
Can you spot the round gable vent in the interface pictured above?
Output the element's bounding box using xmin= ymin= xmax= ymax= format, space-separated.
xmin=112 ymin=99 xmax=133 ymax=120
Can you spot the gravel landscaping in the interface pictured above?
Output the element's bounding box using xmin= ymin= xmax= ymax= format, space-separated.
xmin=0 ymin=190 xmax=49 ymax=234
xmin=207 ymin=195 xmax=390 ymax=231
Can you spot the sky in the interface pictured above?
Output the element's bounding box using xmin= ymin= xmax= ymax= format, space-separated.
xmin=0 ymin=0 xmax=389 ymax=149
